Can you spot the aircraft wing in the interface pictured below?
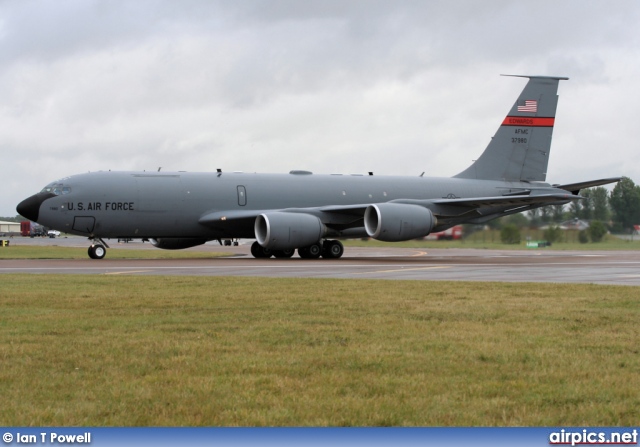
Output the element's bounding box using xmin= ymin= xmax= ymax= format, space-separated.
xmin=199 ymin=193 xmax=577 ymax=229
xmin=385 ymin=193 xmax=580 ymax=228
xmin=419 ymin=192 xmax=578 ymax=209
xmin=199 ymin=209 xmax=268 ymax=226
xmin=198 ymin=206 xmax=369 ymax=229
xmin=316 ymin=193 xmax=578 ymax=215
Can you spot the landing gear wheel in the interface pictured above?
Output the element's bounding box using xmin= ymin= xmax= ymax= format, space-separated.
xmin=88 ymin=244 xmax=106 ymax=260
xmin=273 ymin=248 xmax=295 ymax=258
xmin=322 ymin=240 xmax=344 ymax=259
xmin=251 ymin=241 xmax=273 ymax=258
xmin=298 ymin=243 xmax=321 ymax=259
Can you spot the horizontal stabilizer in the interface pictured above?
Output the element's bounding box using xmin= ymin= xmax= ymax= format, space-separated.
xmin=554 ymin=177 xmax=622 ymax=195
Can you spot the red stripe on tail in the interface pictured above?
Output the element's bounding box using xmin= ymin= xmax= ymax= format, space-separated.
xmin=502 ymin=116 xmax=555 ymax=127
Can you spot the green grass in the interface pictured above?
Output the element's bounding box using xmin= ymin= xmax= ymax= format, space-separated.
xmin=0 ymin=245 xmax=228 ymax=259
xmin=1 ymin=275 xmax=638 ymax=426
xmin=345 ymin=230 xmax=640 ymax=250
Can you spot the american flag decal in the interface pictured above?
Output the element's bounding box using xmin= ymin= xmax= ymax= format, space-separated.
xmin=517 ymin=100 xmax=537 ymax=113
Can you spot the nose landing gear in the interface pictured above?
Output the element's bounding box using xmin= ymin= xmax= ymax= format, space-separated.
xmin=87 ymin=237 xmax=109 ymax=259
xmin=88 ymin=244 xmax=106 ymax=259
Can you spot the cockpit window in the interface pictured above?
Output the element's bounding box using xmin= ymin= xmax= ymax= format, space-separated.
xmin=41 ymin=182 xmax=71 ymax=195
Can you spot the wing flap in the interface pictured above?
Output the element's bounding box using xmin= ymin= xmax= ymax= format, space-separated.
xmin=394 ymin=193 xmax=578 ymax=209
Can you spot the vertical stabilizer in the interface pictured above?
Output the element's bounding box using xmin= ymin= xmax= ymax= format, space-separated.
xmin=454 ymin=75 xmax=568 ymax=182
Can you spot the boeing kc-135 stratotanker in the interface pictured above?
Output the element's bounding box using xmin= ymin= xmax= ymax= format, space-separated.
xmin=17 ymin=75 xmax=620 ymax=259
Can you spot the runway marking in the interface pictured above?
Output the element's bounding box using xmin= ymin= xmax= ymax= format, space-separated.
xmin=356 ymin=265 xmax=452 ymax=274
xmin=410 ymin=251 xmax=428 ymax=257
xmin=3 ymin=259 xmax=640 ymax=273
xmin=104 ymin=270 xmax=153 ymax=275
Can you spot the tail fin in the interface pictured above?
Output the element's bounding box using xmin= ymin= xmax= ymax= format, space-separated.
xmin=454 ymin=75 xmax=568 ymax=182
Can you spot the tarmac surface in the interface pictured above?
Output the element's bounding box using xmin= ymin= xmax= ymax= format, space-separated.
xmin=2 ymin=236 xmax=640 ymax=285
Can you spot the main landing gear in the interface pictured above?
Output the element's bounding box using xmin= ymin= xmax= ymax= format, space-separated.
xmin=251 ymin=240 xmax=344 ymax=259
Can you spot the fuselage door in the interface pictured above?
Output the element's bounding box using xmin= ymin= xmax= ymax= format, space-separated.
xmin=72 ymin=216 xmax=96 ymax=234
xmin=237 ymin=185 xmax=247 ymax=206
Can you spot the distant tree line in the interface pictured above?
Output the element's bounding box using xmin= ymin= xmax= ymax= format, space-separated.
xmin=522 ymin=176 xmax=640 ymax=234
xmin=477 ymin=177 xmax=640 ymax=244
xmin=1 ymin=216 xmax=23 ymax=223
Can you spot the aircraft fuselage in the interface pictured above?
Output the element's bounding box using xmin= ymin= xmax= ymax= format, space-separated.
xmin=23 ymin=170 xmax=566 ymax=240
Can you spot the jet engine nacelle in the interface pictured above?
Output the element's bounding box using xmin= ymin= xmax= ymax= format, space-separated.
xmin=150 ymin=238 xmax=207 ymax=250
xmin=364 ymin=203 xmax=436 ymax=242
xmin=255 ymin=212 xmax=325 ymax=250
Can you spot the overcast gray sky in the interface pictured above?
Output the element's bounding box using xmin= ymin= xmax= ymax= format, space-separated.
xmin=3 ymin=0 xmax=640 ymax=217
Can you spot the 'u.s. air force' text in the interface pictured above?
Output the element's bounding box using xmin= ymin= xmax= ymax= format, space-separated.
xmin=65 ymin=202 xmax=134 ymax=211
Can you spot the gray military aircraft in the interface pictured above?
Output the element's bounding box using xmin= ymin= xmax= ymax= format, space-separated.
xmin=17 ymin=75 xmax=620 ymax=260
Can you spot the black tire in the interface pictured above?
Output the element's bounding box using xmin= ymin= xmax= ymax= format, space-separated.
xmin=88 ymin=244 xmax=106 ymax=260
xmin=297 ymin=247 xmax=309 ymax=259
xmin=322 ymin=240 xmax=344 ymax=259
xmin=251 ymin=241 xmax=272 ymax=258
xmin=251 ymin=241 xmax=264 ymax=258
xmin=299 ymin=244 xmax=323 ymax=259
xmin=273 ymin=248 xmax=295 ymax=258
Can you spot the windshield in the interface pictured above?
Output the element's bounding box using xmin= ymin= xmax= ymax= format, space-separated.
xmin=41 ymin=182 xmax=72 ymax=195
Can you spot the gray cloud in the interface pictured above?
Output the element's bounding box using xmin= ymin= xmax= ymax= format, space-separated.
xmin=2 ymin=0 xmax=640 ymax=216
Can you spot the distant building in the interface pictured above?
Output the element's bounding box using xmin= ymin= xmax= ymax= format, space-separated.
xmin=0 ymin=220 xmax=21 ymax=234
xmin=541 ymin=218 xmax=590 ymax=231
xmin=559 ymin=218 xmax=591 ymax=231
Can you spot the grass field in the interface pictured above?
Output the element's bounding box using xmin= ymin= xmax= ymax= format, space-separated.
xmin=1 ymin=275 xmax=638 ymax=426
xmin=345 ymin=231 xmax=640 ymax=251
xmin=0 ymin=245 xmax=229 ymax=260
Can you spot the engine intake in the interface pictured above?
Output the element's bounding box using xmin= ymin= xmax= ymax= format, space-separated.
xmin=364 ymin=203 xmax=436 ymax=241
xmin=150 ymin=238 xmax=207 ymax=250
xmin=255 ymin=212 xmax=324 ymax=250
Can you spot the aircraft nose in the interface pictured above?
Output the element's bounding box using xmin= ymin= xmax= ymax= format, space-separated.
xmin=16 ymin=192 xmax=55 ymax=222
